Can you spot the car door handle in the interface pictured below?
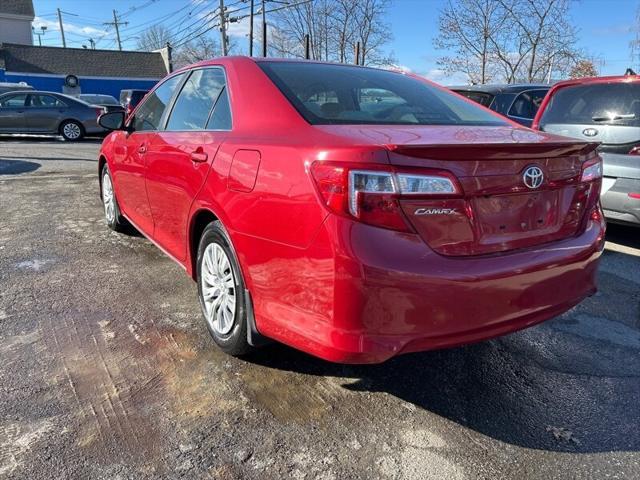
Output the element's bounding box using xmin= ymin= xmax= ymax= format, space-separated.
xmin=190 ymin=151 xmax=208 ymax=163
xmin=138 ymin=145 xmax=147 ymax=154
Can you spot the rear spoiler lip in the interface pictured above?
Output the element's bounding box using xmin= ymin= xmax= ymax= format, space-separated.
xmin=386 ymin=141 xmax=600 ymax=160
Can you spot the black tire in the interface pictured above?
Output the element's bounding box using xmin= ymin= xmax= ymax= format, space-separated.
xmin=59 ymin=119 xmax=84 ymax=141
xmin=197 ymin=221 xmax=252 ymax=356
xmin=101 ymin=164 xmax=129 ymax=233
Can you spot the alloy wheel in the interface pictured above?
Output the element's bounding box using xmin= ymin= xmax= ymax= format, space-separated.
xmin=102 ymin=172 xmax=115 ymax=224
xmin=63 ymin=122 xmax=81 ymax=140
xmin=201 ymin=243 xmax=236 ymax=335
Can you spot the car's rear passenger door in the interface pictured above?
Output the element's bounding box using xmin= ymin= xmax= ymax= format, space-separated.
xmin=145 ymin=67 xmax=230 ymax=262
xmin=0 ymin=93 xmax=28 ymax=132
xmin=25 ymin=94 xmax=68 ymax=133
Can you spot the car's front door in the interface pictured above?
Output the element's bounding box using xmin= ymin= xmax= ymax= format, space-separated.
xmin=112 ymin=74 xmax=185 ymax=235
xmin=0 ymin=93 xmax=28 ymax=132
xmin=25 ymin=94 xmax=68 ymax=132
xmin=145 ymin=67 xmax=229 ymax=261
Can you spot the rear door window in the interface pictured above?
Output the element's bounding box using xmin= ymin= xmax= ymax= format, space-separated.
xmin=508 ymin=90 xmax=548 ymax=120
xmin=206 ymin=87 xmax=232 ymax=130
xmin=166 ymin=68 xmax=226 ymax=131
xmin=28 ymin=94 xmax=66 ymax=107
xmin=132 ymin=75 xmax=184 ymax=132
xmin=0 ymin=94 xmax=27 ymax=108
xmin=539 ymin=83 xmax=640 ymax=127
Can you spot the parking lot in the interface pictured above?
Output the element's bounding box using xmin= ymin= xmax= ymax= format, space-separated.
xmin=0 ymin=138 xmax=639 ymax=479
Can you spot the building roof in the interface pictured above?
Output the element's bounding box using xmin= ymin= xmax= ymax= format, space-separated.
xmin=0 ymin=43 xmax=168 ymax=78
xmin=0 ymin=0 xmax=34 ymax=17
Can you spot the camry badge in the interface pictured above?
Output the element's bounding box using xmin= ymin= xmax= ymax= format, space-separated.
xmin=523 ymin=166 xmax=544 ymax=189
xmin=414 ymin=208 xmax=457 ymax=216
xmin=583 ymin=128 xmax=599 ymax=137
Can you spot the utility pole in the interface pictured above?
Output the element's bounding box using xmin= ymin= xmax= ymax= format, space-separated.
xmin=248 ymin=0 xmax=254 ymax=56
xmin=261 ymin=0 xmax=267 ymax=57
xmin=104 ymin=10 xmax=128 ymax=51
xmin=57 ymin=8 xmax=66 ymax=47
xmin=304 ymin=34 xmax=310 ymax=59
xmin=219 ymin=0 xmax=228 ymax=56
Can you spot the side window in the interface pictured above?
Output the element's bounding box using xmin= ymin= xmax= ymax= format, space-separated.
xmin=166 ymin=68 xmax=226 ymax=131
xmin=206 ymin=87 xmax=232 ymax=130
xmin=0 ymin=94 xmax=27 ymax=108
xmin=133 ymin=74 xmax=184 ymax=132
xmin=508 ymin=90 xmax=548 ymax=119
xmin=29 ymin=95 xmax=65 ymax=107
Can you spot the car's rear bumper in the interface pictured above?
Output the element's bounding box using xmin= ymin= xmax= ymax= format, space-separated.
xmin=602 ymin=177 xmax=640 ymax=226
xmin=255 ymin=213 xmax=605 ymax=364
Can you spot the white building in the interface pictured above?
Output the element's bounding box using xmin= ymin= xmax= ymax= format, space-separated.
xmin=0 ymin=0 xmax=34 ymax=45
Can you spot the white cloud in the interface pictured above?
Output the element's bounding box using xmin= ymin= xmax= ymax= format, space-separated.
xmin=33 ymin=16 xmax=110 ymax=39
xmin=421 ymin=68 xmax=469 ymax=86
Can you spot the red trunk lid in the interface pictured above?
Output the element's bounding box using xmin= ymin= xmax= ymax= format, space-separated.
xmin=317 ymin=125 xmax=600 ymax=256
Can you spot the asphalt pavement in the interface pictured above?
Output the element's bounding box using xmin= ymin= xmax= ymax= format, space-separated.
xmin=1 ymin=136 xmax=639 ymax=479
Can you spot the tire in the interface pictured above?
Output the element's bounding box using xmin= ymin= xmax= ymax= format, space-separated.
xmin=197 ymin=221 xmax=252 ymax=356
xmin=101 ymin=164 xmax=129 ymax=233
xmin=59 ymin=120 xmax=84 ymax=141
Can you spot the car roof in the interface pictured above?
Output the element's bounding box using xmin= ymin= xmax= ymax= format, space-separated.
xmin=548 ymin=74 xmax=640 ymax=88
xmin=450 ymin=83 xmax=552 ymax=94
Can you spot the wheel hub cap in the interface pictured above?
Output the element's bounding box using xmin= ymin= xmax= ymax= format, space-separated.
xmin=102 ymin=173 xmax=115 ymax=223
xmin=201 ymin=243 xmax=236 ymax=335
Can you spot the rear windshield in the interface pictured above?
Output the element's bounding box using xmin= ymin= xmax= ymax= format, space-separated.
xmin=453 ymin=90 xmax=494 ymax=108
xmin=258 ymin=62 xmax=507 ymax=126
xmin=539 ymin=82 xmax=640 ymax=127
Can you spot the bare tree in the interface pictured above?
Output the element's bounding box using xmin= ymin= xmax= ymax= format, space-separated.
xmin=499 ymin=0 xmax=579 ymax=82
xmin=435 ymin=0 xmax=509 ymax=84
xmin=569 ymin=59 xmax=598 ymax=79
xmin=435 ymin=0 xmax=585 ymax=84
xmin=136 ymin=24 xmax=174 ymax=51
xmin=271 ymin=0 xmax=393 ymax=66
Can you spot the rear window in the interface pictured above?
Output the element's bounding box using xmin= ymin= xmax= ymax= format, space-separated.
xmin=258 ymin=62 xmax=507 ymax=126
xmin=539 ymin=82 xmax=640 ymax=127
xmin=454 ymin=90 xmax=494 ymax=108
xmin=508 ymin=89 xmax=548 ymax=119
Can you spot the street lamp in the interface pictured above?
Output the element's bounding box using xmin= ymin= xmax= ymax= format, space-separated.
xmin=32 ymin=25 xmax=47 ymax=46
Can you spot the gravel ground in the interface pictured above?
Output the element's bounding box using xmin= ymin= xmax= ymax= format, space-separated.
xmin=1 ymin=137 xmax=639 ymax=479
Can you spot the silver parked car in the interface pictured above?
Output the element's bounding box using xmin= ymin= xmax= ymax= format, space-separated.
xmin=535 ymin=76 xmax=640 ymax=226
xmin=0 ymin=91 xmax=106 ymax=141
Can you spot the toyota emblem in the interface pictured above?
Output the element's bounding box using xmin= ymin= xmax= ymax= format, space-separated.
xmin=523 ymin=166 xmax=544 ymax=189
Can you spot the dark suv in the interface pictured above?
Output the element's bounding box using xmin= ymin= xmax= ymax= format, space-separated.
xmin=533 ymin=75 xmax=640 ymax=226
xmin=451 ymin=84 xmax=551 ymax=127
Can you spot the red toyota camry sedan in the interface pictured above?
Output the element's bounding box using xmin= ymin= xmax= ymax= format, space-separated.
xmin=97 ymin=57 xmax=605 ymax=364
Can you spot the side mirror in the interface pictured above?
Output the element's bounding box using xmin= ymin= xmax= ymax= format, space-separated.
xmin=98 ymin=111 xmax=126 ymax=131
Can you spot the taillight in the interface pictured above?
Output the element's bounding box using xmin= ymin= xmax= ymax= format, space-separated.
xmin=95 ymin=107 xmax=104 ymax=118
xmin=629 ymin=146 xmax=640 ymax=155
xmin=581 ymin=155 xmax=602 ymax=182
xmin=310 ymin=162 xmax=461 ymax=232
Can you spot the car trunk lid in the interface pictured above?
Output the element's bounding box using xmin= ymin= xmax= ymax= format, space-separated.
xmin=388 ymin=141 xmax=598 ymax=256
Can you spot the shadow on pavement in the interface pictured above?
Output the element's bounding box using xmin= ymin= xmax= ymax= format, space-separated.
xmin=606 ymin=223 xmax=640 ymax=250
xmin=246 ymin=320 xmax=640 ymax=454
xmin=0 ymin=159 xmax=41 ymax=175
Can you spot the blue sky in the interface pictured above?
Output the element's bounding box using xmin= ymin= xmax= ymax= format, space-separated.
xmin=32 ymin=0 xmax=639 ymax=84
